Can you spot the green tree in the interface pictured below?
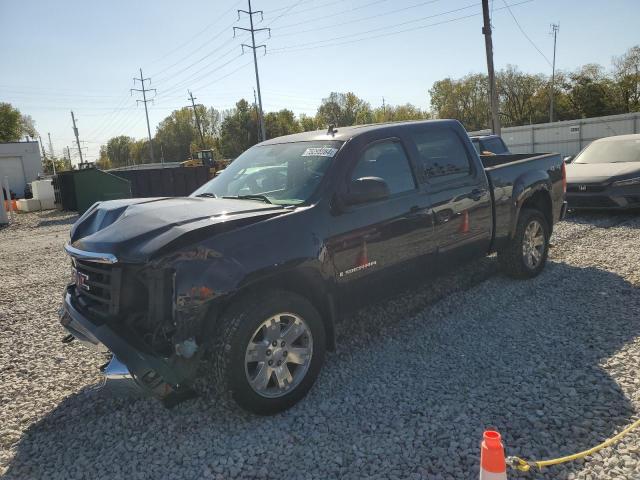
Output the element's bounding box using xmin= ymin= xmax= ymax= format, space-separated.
xmin=316 ymin=92 xmax=373 ymax=127
xmin=613 ymin=45 xmax=640 ymax=113
xmin=566 ymin=64 xmax=622 ymax=118
xmin=97 ymin=145 xmax=112 ymax=169
xmin=429 ymin=74 xmax=489 ymax=130
xmin=218 ymin=99 xmax=259 ymax=158
xmin=106 ymin=136 xmax=134 ymax=168
xmin=0 ymin=103 xmax=23 ymax=142
xmin=42 ymin=156 xmax=67 ymax=174
xmin=497 ymin=65 xmax=547 ymax=126
xmin=154 ymin=107 xmax=199 ymax=162
xmin=298 ymin=114 xmax=319 ymax=131
xmin=265 ymin=109 xmax=301 ymax=138
xmin=372 ymin=103 xmax=430 ymax=123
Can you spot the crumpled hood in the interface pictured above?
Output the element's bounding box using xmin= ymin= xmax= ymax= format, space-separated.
xmin=69 ymin=197 xmax=287 ymax=262
xmin=566 ymin=162 xmax=640 ymax=184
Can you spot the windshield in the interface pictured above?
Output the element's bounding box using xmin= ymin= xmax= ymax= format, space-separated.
xmin=574 ymin=138 xmax=640 ymax=164
xmin=191 ymin=141 xmax=343 ymax=205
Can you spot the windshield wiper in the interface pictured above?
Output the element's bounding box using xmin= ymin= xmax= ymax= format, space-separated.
xmin=195 ymin=192 xmax=217 ymax=198
xmin=222 ymin=194 xmax=273 ymax=204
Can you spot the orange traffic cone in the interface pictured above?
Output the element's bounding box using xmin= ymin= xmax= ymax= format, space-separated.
xmin=460 ymin=210 xmax=470 ymax=233
xmin=480 ymin=430 xmax=508 ymax=479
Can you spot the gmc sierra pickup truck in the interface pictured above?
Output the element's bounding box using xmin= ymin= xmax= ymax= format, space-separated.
xmin=60 ymin=120 xmax=567 ymax=414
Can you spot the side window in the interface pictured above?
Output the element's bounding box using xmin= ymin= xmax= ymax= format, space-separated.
xmin=410 ymin=129 xmax=474 ymax=183
xmin=351 ymin=140 xmax=416 ymax=195
xmin=483 ymin=137 xmax=508 ymax=154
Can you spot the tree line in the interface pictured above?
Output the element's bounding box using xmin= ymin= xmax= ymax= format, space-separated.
xmin=1 ymin=45 xmax=637 ymax=172
xmin=98 ymin=45 xmax=638 ymax=168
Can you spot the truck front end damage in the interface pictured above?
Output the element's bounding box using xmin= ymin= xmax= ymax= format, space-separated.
xmin=59 ymin=244 xmax=223 ymax=402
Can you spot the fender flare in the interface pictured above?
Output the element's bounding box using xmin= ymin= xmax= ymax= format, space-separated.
xmin=509 ymin=170 xmax=552 ymax=239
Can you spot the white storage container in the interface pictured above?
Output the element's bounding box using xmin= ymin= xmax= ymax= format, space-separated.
xmin=17 ymin=198 xmax=41 ymax=212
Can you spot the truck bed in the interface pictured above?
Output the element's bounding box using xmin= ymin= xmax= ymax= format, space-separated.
xmin=480 ymin=152 xmax=565 ymax=253
xmin=480 ymin=153 xmax=556 ymax=169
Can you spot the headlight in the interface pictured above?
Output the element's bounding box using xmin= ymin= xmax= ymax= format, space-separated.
xmin=612 ymin=177 xmax=640 ymax=187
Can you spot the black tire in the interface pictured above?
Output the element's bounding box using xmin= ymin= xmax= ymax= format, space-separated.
xmin=498 ymin=208 xmax=550 ymax=279
xmin=200 ymin=289 xmax=325 ymax=415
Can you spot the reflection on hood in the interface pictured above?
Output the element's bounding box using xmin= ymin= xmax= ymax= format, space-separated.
xmin=70 ymin=197 xmax=286 ymax=262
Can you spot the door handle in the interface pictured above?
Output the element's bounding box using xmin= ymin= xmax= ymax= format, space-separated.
xmin=470 ymin=188 xmax=486 ymax=201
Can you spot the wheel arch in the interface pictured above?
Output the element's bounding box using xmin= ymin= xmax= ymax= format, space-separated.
xmin=217 ymin=267 xmax=337 ymax=352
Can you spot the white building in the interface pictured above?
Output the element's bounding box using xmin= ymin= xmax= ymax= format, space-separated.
xmin=0 ymin=141 xmax=43 ymax=198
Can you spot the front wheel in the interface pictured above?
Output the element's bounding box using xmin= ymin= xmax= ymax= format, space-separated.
xmin=203 ymin=290 xmax=325 ymax=415
xmin=499 ymin=208 xmax=550 ymax=279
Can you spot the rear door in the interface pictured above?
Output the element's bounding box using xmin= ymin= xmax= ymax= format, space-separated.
xmin=327 ymin=137 xmax=435 ymax=307
xmin=405 ymin=125 xmax=492 ymax=265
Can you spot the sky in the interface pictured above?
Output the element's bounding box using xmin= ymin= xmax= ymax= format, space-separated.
xmin=1 ymin=0 xmax=639 ymax=164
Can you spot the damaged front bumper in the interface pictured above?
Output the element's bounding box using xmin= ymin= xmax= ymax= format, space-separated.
xmin=60 ymin=285 xmax=195 ymax=398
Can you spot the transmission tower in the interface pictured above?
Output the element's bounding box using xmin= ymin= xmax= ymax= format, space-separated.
xmin=549 ymin=23 xmax=560 ymax=123
xmin=234 ymin=0 xmax=270 ymax=142
xmin=131 ymin=68 xmax=156 ymax=163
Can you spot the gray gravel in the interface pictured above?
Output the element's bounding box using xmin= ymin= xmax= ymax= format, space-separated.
xmin=1 ymin=209 xmax=639 ymax=479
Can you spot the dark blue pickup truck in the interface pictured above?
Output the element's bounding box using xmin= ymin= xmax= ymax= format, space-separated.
xmin=60 ymin=119 xmax=567 ymax=413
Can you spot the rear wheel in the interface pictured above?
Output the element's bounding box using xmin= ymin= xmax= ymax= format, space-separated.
xmin=499 ymin=208 xmax=550 ymax=278
xmin=201 ymin=290 xmax=325 ymax=415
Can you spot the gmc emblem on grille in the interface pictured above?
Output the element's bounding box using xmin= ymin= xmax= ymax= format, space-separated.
xmin=578 ymin=185 xmax=587 ymax=191
xmin=73 ymin=268 xmax=90 ymax=291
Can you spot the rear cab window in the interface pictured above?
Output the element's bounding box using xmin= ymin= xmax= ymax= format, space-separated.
xmin=410 ymin=129 xmax=475 ymax=184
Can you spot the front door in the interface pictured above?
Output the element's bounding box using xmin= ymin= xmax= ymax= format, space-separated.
xmin=326 ymin=138 xmax=436 ymax=309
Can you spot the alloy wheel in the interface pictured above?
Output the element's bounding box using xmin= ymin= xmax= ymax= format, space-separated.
xmin=244 ymin=313 xmax=313 ymax=398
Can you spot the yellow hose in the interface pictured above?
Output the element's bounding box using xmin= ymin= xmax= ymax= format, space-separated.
xmin=507 ymin=418 xmax=640 ymax=472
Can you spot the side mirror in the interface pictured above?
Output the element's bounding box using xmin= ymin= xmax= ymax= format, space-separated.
xmin=344 ymin=177 xmax=390 ymax=205
xmin=564 ymin=155 xmax=574 ymax=164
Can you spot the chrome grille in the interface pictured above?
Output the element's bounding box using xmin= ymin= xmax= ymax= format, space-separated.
xmin=73 ymin=259 xmax=121 ymax=316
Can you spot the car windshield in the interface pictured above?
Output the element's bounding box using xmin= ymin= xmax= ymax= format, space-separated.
xmin=191 ymin=141 xmax=343 ymax=205
xmin=574 ymin=138 xmax=640 ymax=164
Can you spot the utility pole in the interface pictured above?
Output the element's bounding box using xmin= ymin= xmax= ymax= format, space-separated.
xmin=131 ymin=68 xmax=156 ymax=163
xmin=482 ymin=0 xmax=501 ymax=135
xmin=187 ymin=90 xmax=206 ymax=149
xmin=47 ymin=132 xmax=56 ymax=175
xmin=71 ymin=111 xmax=84 ymax=165
xmin=38 ymin=136 xmax=47 ymax=160
xmin=66 ymin=146 xmax=72 ymax=170
xmin=234 ymin=0 xmax=270 ymax=142
xmin=47 ymin=132 xmax=55 ymax=158
xmin=549 ymin=23 xmax=559 ymax=123
xmin=253 ymin=88 xmax=261 ymax=142
xmin=382 ymin=97 xmax=387 ymax=120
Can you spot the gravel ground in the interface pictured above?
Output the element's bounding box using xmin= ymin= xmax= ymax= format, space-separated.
xmin=1 ymin=209 xmax=639 ymax=479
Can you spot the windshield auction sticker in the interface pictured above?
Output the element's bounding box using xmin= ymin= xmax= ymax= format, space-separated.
xmin=302 ymin=147 xmax=339 ymax=157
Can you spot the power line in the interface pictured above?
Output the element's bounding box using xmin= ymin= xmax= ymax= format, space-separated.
xmin=269 ymin=0 xmax=534 ymax=54
xmin=151 ymin=23 xmax=243 ymax=84
xmin=275 ymin=0 xmax=461 ymax=39
xmin=234 ymin=0 xmax=271 ymax=141
xmin=155 ymin=45 xmax=243 ymax=98
xmin=272 ymin=1 xmax=482 ymax=49
xmin=501 ymin=0 xmax=552 ymax=67
xmin=276 ymin=0 xmax=433 ymax=33
xmin=147 ymin=0 xmax=243 ymax=67
xmin=131 ymin=68 xmax=157 ymax=163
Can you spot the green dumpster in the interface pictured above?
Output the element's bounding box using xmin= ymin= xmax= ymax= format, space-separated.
xmin=73 ymin=168 xmax=132 ymax=214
